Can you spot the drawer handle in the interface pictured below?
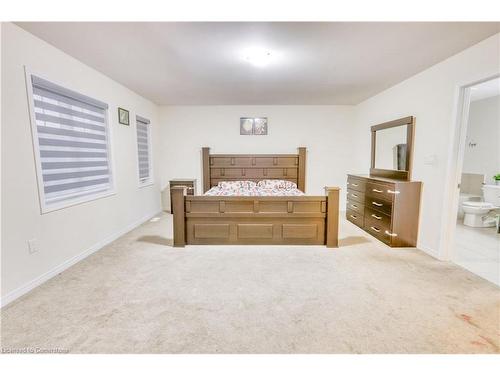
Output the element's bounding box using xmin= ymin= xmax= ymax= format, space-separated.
xmin=371 ymin=214 xmax=382 ymax=220
xmin=351 ymin=204 xmax=358 ymax=209
xmin=370 ymin=226 xmax=381 ymax=233
xmin=351 ymin=183 xmax=359 ymax=187
xmin=387 ymin=190 xmax=400 ymax=195
xmin=351 ymin=193 xmax=358 ymax=197
xmin=385 ymin=230 xmax=398 ymax=237
xmin=372 ymin=201 xmax=383 ymax=207
xmin=372 ymin=188 xmax=383 ymax=193
xmin=350 ymin=214 xmax=357 ymax=219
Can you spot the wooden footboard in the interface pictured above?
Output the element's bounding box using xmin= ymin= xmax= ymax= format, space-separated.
xmin=171 ymin=187 xmax=340 ymax=247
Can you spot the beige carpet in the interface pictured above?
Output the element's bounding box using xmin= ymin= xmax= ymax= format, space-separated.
xmin=1 ymin=213 xmax=499 ymax=354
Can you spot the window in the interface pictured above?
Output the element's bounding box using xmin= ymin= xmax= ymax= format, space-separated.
xmin=136 ymin=115 xmax=153 ymax=186
xmin=27 ymin=73 xmax=114 ymax=213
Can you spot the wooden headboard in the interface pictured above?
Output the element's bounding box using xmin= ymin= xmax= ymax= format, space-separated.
xmin=202 ymin=147 xmax=306 ymax=193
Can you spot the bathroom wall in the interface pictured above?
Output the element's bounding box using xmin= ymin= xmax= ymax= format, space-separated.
xmin=460 ymin=173 xmax=485 ymax=196
xmin=462 ymin=94 xmax=500 ymax=187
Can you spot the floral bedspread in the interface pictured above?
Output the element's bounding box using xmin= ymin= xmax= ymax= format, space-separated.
xmin=204 ymin=180 xmax=305 ymax=196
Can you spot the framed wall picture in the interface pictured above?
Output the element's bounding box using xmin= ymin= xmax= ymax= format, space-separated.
xmin=253 ymin=117 xmax=268 ymax=135
xmin=240 ymin=117 xmax=268 ymax=135
xmin=118 ymin=107 xmax=130 ymax=126
xmin=240 ymin=117 xmax=254 ymax=135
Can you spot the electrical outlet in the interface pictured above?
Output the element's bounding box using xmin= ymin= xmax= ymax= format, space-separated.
xmin=28 ymin=239 xmax=38 ymax=254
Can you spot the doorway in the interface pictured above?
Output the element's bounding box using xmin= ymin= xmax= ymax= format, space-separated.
xmin=447 ymin=76 xmax=500 ymax=285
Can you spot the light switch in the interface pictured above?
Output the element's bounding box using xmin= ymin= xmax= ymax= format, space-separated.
xmin=28 ymin=239 xmax=38 ymax=254
xmin=424 ymin=154 xmax=437 ymax=166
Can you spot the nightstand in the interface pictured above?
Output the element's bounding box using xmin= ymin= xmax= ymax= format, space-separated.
xmin=169 ymin=179 xmax=196 ymax=212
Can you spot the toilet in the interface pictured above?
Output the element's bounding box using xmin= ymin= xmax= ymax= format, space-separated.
xmin=462 ymin=201 xmax=495 ymax=227
xmin=461 ymin=185 xmax=500 ymax=228
xmin=458 ymin=193 xmax=481 ymax=219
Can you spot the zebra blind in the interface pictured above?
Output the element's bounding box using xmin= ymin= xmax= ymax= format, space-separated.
xmin=29 ymin=75 xmax=113 ymax=211
xmin=136 ymin=116 xmax=152 ymax=184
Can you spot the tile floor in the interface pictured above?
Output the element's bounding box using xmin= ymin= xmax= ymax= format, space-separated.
xmin=453 ymin=218 xmax=499 ymax=285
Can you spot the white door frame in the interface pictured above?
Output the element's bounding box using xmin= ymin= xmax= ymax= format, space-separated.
xmin=440 ymin=74 xmax=500 ymax=261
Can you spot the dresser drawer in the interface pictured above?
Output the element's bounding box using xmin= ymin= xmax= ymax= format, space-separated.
xmin=366 ymin=182 xmax=394 ymax=202
xmin=365 ymin=207 xmax=392 ymax=228
xmin=364 ymin=213 xmax=391 ymax=233
xmin=346 ymin=209 xmax=364 ymax=227
xmin=364 ymin=222 xmax=391 ymax=245
xmin=364 ymin=215 xmax=392 ymax=245
xmin=347 ymin=176 xmax=366 ymax=192
xmin=346 ymin=199 xmax=364 ymax=214
xmin=364 ymin=214 xmax=399 ymax=245
xmin=347 ymin=188 xmax=365 ymax=203
xmin=365 ymin=197 xmax=392 ymax=216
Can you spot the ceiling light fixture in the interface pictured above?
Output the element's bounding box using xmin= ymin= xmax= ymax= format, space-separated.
xmin=242 ymin=47 xmax=276 ymax=68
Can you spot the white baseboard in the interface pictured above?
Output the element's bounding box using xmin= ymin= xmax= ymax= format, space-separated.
xmin=1 ymin=210 xmax=161 ymax=308
xmin=417 ymin=242 xmax=440 ymax=259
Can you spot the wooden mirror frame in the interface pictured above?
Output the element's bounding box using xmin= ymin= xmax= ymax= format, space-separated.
xmin=370 ymin=116 xmax=415 ymax=181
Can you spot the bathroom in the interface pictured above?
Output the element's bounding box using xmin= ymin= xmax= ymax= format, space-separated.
xmin=454 ymin=77 xmax=500 ymax=285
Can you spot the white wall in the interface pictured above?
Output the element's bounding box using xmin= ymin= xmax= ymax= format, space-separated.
xmin=354 ymin=33 xmax=500 ymax=258
xmin=463 ymin=95 xmax=500 ymax=184
xmin=158 ymin=105 xmax=357 ymax=207
xmin=1 ymin=23 xmax=161 ymax=304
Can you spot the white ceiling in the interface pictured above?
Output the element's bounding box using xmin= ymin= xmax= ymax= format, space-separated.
xmin=17 ymin=22 xmax=500 ymax=105
xmin=470 ymin=77 xmax=500 ymax=101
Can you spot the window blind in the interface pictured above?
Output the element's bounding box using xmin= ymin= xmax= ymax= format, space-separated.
xmin=30 ymin=75 xmax=113 ymax=209
xmin=136 ymin=115 xmax=152 ymax=184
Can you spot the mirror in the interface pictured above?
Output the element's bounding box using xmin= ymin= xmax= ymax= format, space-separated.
xmin=370 ymin=116 xmax=414 ymax=180
xmin=374 ymin=125 xmax=408 ymax=171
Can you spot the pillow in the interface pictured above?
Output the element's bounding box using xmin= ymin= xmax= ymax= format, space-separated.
xmin=257 ymin=179 xmax=297 ymax=190
xmin=217 ymin=180 xmax=257 ymax=189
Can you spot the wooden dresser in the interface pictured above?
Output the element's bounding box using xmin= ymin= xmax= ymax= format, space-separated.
xmin=346 ymin=174 xmax=422 ymax=247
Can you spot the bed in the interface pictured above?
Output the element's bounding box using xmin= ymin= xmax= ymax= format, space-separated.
xmin=171 ymin=147 xmax=340 ymax=247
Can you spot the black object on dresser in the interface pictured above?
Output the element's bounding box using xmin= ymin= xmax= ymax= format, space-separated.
xmin=346 ymin=174 xmax=422 ymax=247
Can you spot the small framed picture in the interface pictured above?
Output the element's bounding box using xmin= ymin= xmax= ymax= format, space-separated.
xmin=253 ymin=117 xmax=268 ymax=135
xmin=240 ymin=117 xmax=254 ymax=135
xmin=240 ymin=117 xmax=268 ymax=135
xmin=118 ymin=107 xmax=130 ymax=126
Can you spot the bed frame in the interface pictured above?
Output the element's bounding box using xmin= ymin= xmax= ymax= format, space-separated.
xmin=171 ymin=147 xmax=340 ymax=247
